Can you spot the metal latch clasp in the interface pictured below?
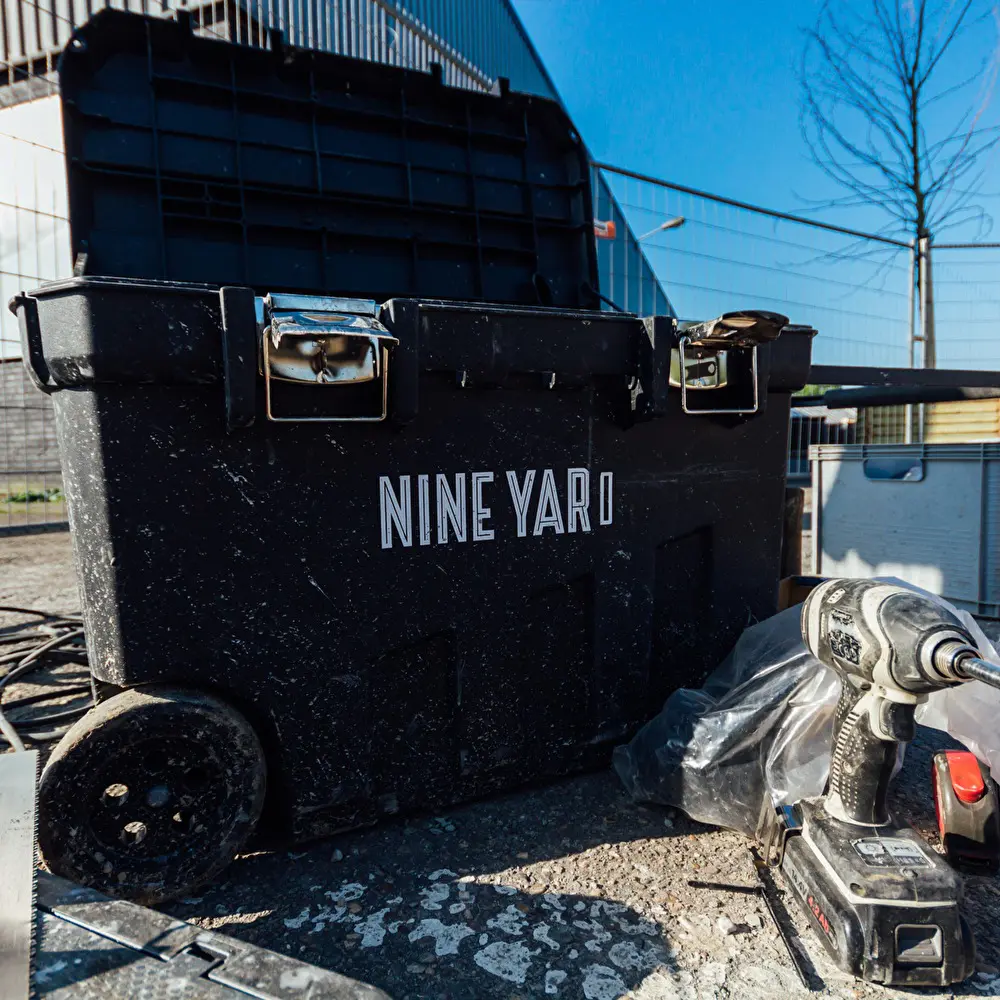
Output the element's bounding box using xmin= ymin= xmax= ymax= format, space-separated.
xmin=261 ymin=294 xmax=398 ymax=422
xmin=669 ymin=310 xmax=787 ymax=415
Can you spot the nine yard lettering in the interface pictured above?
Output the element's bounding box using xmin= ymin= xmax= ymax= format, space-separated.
xmin=379 ymin=469 xmax=614 ymax=549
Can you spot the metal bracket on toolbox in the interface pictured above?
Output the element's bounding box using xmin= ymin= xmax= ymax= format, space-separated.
xmin=674 ymin=337 xmax=758 ymax=415
xmin=261 ymin=294 xmax=399 ymax=422
xmin=670 ymin=310 xmax=788 ymax=416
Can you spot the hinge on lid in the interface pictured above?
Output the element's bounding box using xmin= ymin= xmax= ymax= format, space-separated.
xmin=669 ymin=310 xmax=787 ymax=415
xmin=260 ymin=294 xmax=399 ymax=422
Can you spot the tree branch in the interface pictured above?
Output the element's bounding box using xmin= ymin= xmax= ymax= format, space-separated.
xmin=798 ymin=0 xmax=999 ymax=245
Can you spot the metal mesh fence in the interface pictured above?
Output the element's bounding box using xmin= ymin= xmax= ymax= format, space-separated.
xmin=593 ymin=164 xmax=914 ymax=369
xmin=1 ymin=94 xmax=68 ymax=532
xmin=788 ymin=407 xmax=858 ymax=480
xmin=933 ymin=246 xmax=1000 ymax=371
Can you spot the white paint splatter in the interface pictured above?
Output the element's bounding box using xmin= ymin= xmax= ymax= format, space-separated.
xmin=540 ymin=893 xmax=566 ymax=924
xmin=449 ymin=902 xmax=467 ymax=914
xmin=493 ymin=884 xmax=518 ymax=896
xmin=473 ymin=941 xmax=538 ymax=985
xmin=568 ymin=948 xmax=579 ymax=959
xmin=608 ymin=940 xmax=660 ymax=972
xmin=224 ymin=468 xmax=250 ymax=486
xmin=573 ymin=919 xmax=612 ymax=953
xmin=356 ymin=907 xmax=392 ymax=948
xmin=283 ymin=907 xmax=311 ymax=929
xmin=533 ymin=922 xmax=561 ymax=951
xmin=387 ymin=919 xmax=414 ymax=935
xmin=426 ymin=868 xmax=458 ymax=880
xmin=582 ymin=964 xmax=626 ymax=1000
xmin=387 ymin=897 xmax=403 ymax=905
xmin=34 ymin=961 xmax=68 ymax=985
xmin=419 ymin=882 xmax=451 ymax=910
xmin=544 ymin=969 xmax=568 ymax=995
xmin=479 ymin=933 xmax=489 ymax=945
xmin=574 ymin=901 xmax=587 ymax=912
xmin=324 ymin=883 xmax=366 ymax=905
xmin=408 ymin=918 xmax=476 ymax=956
xmin=614 ymin=916 xmax=659 ymax=937
xmin=487 ymin=904 xmax=528 ymax=937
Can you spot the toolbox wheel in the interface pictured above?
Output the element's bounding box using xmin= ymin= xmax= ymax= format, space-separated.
xmin=38 ymin=686 xmax=266 ymax=904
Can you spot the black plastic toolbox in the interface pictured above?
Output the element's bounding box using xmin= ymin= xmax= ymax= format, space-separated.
xmin=59 ymin=9 xmax=598 ymax=309
xmin=9 ymin=12 xmax=817 ymax=899
xmin=16 ymin=275 xmax=815 ymax=844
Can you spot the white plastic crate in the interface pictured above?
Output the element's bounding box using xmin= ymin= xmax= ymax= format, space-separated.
xmin=811 ymin=443 xmax=1000 ymax=618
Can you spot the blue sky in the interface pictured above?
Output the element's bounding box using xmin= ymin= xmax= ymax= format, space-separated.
xmin=511 ymin=0 xmax=1000 ymax=235
xmin=510 ymin=0 xmax=1000 ymax=368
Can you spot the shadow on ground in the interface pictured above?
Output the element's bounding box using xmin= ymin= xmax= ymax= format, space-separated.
xmin=158 ymin=735 xmax=1000 ymax=1000
xmin=160 ymin=771 xmax=792 ymax=1000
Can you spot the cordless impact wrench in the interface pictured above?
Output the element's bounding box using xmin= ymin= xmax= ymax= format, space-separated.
xmin=774 ymin=579 xmax=1000 ymax=986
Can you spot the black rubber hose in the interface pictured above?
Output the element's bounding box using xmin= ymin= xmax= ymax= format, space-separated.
xmin=3 ymin=685 xmax=91 ymax=711
xmin=825 ymin=385 xmax=1000 ymax=408
xmin=7 ymin=704 xmax=91 ymax=727
xmin=0 ymin=620 xmax=93 ymax=750
xmin=0 ymin=605 xmax=83 ymax=621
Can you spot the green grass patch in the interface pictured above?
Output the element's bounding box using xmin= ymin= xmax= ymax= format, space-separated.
xmin=4 ymin=488 xmax=63 ymax=504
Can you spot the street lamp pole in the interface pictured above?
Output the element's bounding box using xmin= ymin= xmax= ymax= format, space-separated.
xmin=637 ymin=216 xmax=686 ymax=241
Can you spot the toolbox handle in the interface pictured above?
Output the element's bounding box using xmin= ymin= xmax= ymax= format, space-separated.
xmin=219 ymin=286 xmax=259 ymax=431
xmin=638 ymin=316 xmax=671 ymax=417
xmin=14 ymin=294 xmax=56 ymax=394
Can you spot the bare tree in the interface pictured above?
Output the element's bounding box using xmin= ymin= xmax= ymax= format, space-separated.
xmin=801 ymin=1 xmax=1000 ymax=363
xmin=802 ymin=0 xmax=1000 ymax=241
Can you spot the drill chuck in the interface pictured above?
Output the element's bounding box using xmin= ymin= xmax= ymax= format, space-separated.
xmin=930 ymin=638 xmax=1000 ymax=690
xmin=955 ymin=655 xmax=1000 ymax=689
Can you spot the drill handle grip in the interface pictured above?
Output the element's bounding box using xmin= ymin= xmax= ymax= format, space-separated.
xmin=826 ymin=685 xmax=908 ymax=826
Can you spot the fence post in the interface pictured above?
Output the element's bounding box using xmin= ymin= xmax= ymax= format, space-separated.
xmin=917 ymin=235 xmax=936 ymax=442
xmin=920 ymin=236 xmax=937 ymax=368
xmin=906 ymin=239 xmax=916 ymax=444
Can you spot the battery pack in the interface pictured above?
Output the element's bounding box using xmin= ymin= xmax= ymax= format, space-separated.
xmin=932 ymin=750 xmax=1000 ymax=874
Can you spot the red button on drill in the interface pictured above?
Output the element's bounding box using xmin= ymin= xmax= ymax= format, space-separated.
xmin=945 ymin=751 xmax=986 ymax=804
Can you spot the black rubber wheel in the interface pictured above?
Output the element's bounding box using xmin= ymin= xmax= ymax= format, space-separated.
xmin=38 ymin=686 xmax=266 ymax=904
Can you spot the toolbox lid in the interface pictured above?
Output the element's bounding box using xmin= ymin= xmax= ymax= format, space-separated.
xmin=58 ymin=10 xmax=600 ymax=310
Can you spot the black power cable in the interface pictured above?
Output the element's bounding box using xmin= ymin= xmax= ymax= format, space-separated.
xmin=0 ymin=606 xmax=93 ymax=751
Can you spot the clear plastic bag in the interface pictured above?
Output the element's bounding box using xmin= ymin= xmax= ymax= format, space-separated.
xmin=612 ymin=581 xmax=1000 ymax=837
